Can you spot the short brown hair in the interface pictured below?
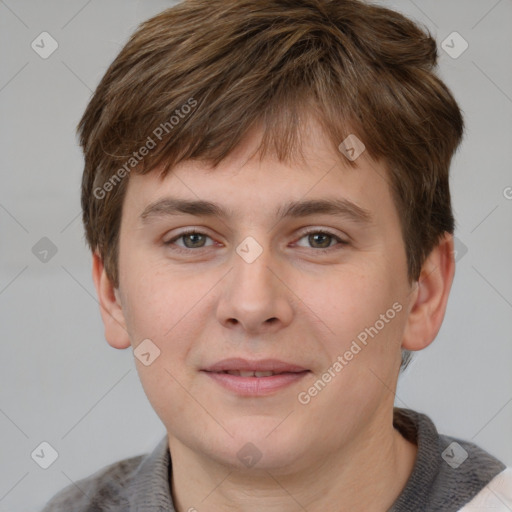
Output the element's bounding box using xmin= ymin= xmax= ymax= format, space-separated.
xmin=78 ymin=0 xmax=464 ymax=370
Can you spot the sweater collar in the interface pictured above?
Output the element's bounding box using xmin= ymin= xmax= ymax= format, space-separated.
xmin=127 ymin=408 xmax=505 ymax=512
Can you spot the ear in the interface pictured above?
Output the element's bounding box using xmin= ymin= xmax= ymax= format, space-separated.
xmin=91 ymin=251 xmax=131 ymax=349
xmin=402 ymin=232 xmax=455 ymax=352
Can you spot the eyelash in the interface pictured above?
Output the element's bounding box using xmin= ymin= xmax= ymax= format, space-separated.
xmin=163 ymin=228 xmax=348 ymax=254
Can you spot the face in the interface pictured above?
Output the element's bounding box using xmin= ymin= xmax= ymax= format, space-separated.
xmin=112 ymin=119 xmax=417 ymax=473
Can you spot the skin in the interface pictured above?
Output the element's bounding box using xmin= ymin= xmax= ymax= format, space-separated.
xmin=93 ymin=117 xmax=455 ymax=512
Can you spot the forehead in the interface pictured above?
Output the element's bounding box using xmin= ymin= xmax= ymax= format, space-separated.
xmin=121 ymin=120 xmax=397 ymax=230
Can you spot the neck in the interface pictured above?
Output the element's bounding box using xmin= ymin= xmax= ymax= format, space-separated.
xmin=168 ymin=408 xmax=418 ymax=512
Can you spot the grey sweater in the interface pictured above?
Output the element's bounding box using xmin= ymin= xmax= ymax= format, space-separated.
xmin=41 ymin=408 xmax=510 ymax=511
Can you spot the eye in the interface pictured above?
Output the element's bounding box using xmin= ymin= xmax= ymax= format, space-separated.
xmin=163 ymin=228 xmax=348 ymax=254
xmin=164 ymin=230 xmax=215 ymax=250
xmin=294 ymin=229 xmax=348 ymax=251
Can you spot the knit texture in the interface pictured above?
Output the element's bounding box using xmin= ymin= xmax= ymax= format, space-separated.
xmin=389 ymin=408 xmax=505 ymax=511
xmin=41 ymin=408 xmax=507 ymax=511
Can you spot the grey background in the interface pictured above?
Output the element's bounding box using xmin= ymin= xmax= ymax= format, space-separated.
xmin=0 ymin=0 xmax=511 ymax=510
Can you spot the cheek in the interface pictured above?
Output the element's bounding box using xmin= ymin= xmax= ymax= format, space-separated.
xmin=120 ymin=260 xmax=218 ymax=371
xmin=122 ymin=270 xmax=203 ymax=420
xmin=300 ymin=258 xmax=405 ymax=364
xmin=119 ymin=246 xmax=189 ymax=337
xmin=311 ymin=265 xmax=389 ymax=326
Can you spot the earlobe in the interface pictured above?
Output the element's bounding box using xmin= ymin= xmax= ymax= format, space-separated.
xmin=91 ymin=251 xmax=132 ymax=350
xmin=402 ymin=233 xmax=455 ymax=352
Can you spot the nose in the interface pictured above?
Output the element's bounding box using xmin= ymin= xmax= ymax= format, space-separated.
xmin=215 ymin=243 xmax=294 ymax=335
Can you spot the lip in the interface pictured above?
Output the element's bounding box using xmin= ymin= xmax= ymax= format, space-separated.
xmin=201 ymin=358 xmax=310 ymax=396
xmin=202 ymin=357 xmax=308 ymax=373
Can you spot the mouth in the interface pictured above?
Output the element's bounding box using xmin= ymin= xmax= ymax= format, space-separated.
xmin=202 ymin=357 xmax=309 ymax=374
xmin=215 ymin=370 xmax=303 ymax=377
xmin=201 ymin=358 xmax=310 ymax=395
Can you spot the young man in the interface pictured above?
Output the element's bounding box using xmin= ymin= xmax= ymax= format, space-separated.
xmin=43 ymin=0 xmax=511 ymax=510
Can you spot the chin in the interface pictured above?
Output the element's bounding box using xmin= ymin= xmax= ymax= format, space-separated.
xmin=206 ymin=418 xmax=308 ymax=471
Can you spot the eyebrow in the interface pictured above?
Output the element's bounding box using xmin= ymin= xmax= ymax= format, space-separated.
xmin=139 ymin=197 xmax=373 ymax=225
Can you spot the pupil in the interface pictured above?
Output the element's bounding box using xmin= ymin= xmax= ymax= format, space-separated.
xmin=310 ymin=233 xmax=331 ymax=248
xmin=185 ymin=233 xmax=204 ymax=248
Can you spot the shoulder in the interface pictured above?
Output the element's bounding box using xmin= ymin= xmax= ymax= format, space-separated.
xmin=391 ymin=408 xmax=509 ymax=512
xmin=458 ymin=467 xmax=512 ymax=511
xmin=432 ymin=432 xmax=508 ymax=510
xmin=41 ymin=454 xmax=146 ymax=512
